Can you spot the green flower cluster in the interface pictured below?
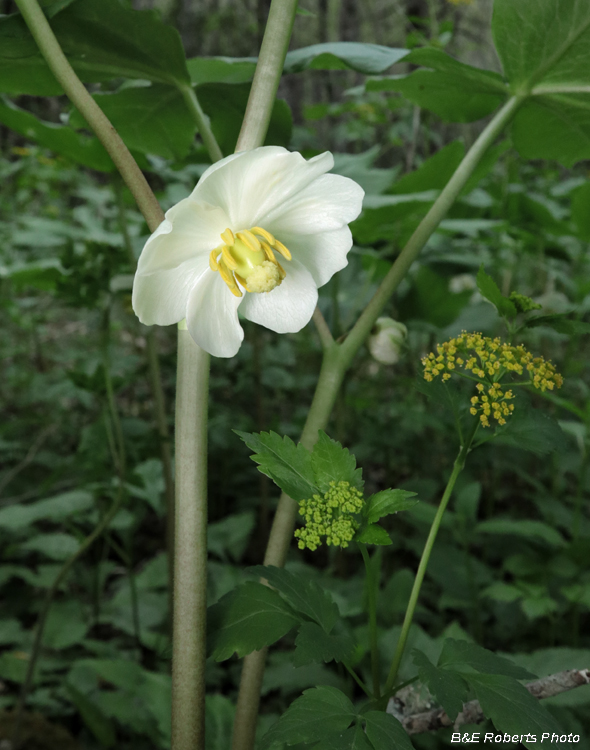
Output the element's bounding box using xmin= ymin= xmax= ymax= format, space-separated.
xmin=295 ymin=480 xmax=365 ymax=551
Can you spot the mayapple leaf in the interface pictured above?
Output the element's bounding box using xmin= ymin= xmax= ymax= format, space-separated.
xmin=363 ymin=711 xmax=415 ymax=750
xmin=412 ymin=649 xmax=470 ymax=721
xmin=476 ymin=265 xmax=517 ymax=319
xmin=310 ymin=431 xmax=363 ymax=493
xmin=248 ymin=565 xmax=339 ymax=634
xmin=364 ymin=489 xmax=418 ymax=525
xmin=283 ymin=42 xmax=409 ymax=75
xmin=236 ymin=430 xmax=319 ymax=502
xmin=355 ymin=524 xmax=392 ymax=546
xmin=464 ymin=673 xmax=568 ymax=749
xmin=260 ymin=686 xmax=356 ymax=749
xmin=207 ymin=582 xmax=299 ymax=661
xmin=438 ymin=639 xmax=537 ymax=680
xmin=292 ymin=622 xmax=355 ymax=667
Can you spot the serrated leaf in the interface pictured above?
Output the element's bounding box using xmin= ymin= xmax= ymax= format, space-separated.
xmin=260 ymin=686 xmax=356 ymax=749
xmin=476 ymin=265 xmax=517 ymax=319
xmin=248 ymin=565 xmax=339 ymax=634
xmin=321 ymin=723 xmax=373 ymax=750
xmin=493 ymin=409 xmax=565 ymax=456
xmin=364 ymin=490 xmax=418 ymax=524
xmin=236 ymin=431 xmax=318 ymax=501
xmin=464 ymin=673 xmax=568 ymax=749
xmin=292 ymin=622 xmax=355 ymax=667
xmin=524 ymin=313 xmax=590 ymax=335
xmin=476 ymin=519 xmax=566 ymax=548
xmin=412 ymin=650 xmax=469 ymax=721
xmin=438 ymin=639 xmax=536 ymax=680
xmin=356 ymin=524 xmax=392 ymax=546
xmin=310 ymin=431 xmax=363 ymax=493
xmin=207 ymin=582 xmax=299 ymax=661
xmin=363 ymin=711 xmax=415 ymax=750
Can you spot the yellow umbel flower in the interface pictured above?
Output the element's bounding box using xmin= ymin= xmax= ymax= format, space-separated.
xmin=295 ymin=480 xmax=365 ymax=551
xmin=422 ymin=332 xmax=563 ymax=427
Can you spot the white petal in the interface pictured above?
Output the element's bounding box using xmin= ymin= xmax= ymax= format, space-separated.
xmin=185 ymin=271 xmax=244 ymax=358
xmin=278 ymin=226 xmax=354 ymax=288
xmin=191 ymin=147 xmax=334 ymax=230
xmin=261 ymin=173 xmax=364 ymax=235
xmin=137 ymin=200 xmax=229 ymax=275
xmin=132 ymin=255 xmax=209 ymax=326
xmin=239 ymin=259 xmax=317 ymax=334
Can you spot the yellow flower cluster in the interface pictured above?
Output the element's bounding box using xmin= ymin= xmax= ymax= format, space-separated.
xmin=422 ymin=332 xmax=563 ymax=427
xmin=295 ymin=480 xmax=365 ymax=551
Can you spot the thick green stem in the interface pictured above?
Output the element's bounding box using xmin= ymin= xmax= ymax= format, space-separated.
xmin=235 ymin=0 xmax=298 ymax=151
xmin=359 ymin=543 xmax=380 ymax=698
xmin=384 ymin=419 xmax=480 ymax=693
xmin=171 ymin=330 xmax=210 ymax=750
xmin=15 ymin=0 xmax=163 ymax=232
xmin=179 ymin=84 xmax=224 ymax=162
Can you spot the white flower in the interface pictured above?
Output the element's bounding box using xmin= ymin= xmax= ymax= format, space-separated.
xmin=132 ymin=146 xmax=364 ymax=357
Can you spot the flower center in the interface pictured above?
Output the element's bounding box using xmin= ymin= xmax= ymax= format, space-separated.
xmin=209 ymin=226 xmax=292 ymax=298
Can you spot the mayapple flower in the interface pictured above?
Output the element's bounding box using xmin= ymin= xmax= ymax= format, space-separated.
xmin=132 ymin=146 xmax=364 ymax=357
xmin=368 ymin=317 xmax=407 ymax=365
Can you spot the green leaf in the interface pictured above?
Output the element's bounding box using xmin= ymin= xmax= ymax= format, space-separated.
xmin=197 ymin=83 xmax=292 ymax=155
xmin=475 ymin=519 xmax=567 ymax=548
xmin=187 ymin=56 xmax=257 ymax=85
xmin=207 ymin=582 xmax=299 ymax=661
xmin=0 ymin=98 xmax=114 ymax=171
xmin=260 ymin=686 xmax=356 ymax=749
xmin=364 ymin=489 xmax=418 ymax=524
xmin=293 ymin=622 xmax=355 ymax=667
xmin=284 ymin=43 xmax=409 ymax=75
xmin=20 ymin=533 xmax=80 ymax=560
xmin=0 ymin=489 xmax=93 ymax=530
xmin=356 ymin=524 xmax=392 ymax=546
xmin=412 ymin=649 xmax=469 ymax=721
xmin=438 ymin=639 xmax=536 ymax=680
xmin=205 ymin=694 xmax=235 ymax=750
xmin=70 ymin=83 xmax=197 ymax=161
xmin=476 ymin=265 xmax=517 ymax=319
xmin=482 ymin=582 xmax=523 ymax=603
xmin=65 ymin=683 xmax=116 ymax=748
xmin=248 ymin=565 xmax=339 ymax=633
xmin=464 ymin=673 xmax=567 ymax=749
xmin=1 ymin=257 xmax=69 ymax=291
xmin=363 ymin=711 xmax=415 ymax=750
xmin=524 ymin=313 xmax=590 ymax=336
xmin=0 ymin=0 xmax=190 ymax=95
xmin=399 ymin=266 xmax=472 ymax=327
xmin=208 ymin=511 xmax=256 ymax=562
xmin=321 ymin=724 xmax=373 ymax=750
xmin=236 ymin=431 xmax=318 ymax=501
xmin=389 ymin=140 xmax=464 ymax=194
xmin=493 ymin=409 xmax=565 ymax=456
xmin=310 ymin=431 xmax=363 ymax=493
xmin=43 ymin=600 xmax=89 ymax=650
xmin=571 ymin=182 xmax=590 ymax=240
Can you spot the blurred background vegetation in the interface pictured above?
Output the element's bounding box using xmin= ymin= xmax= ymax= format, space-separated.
xmin=1 ymin=0 xmax=590 ymax=748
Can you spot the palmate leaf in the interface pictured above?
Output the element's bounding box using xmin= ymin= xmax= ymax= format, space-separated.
xmin=207 ymin=582 xmax=300 ymax=661
xmin=260 ymin=687 xmax=356 ymax=749
xmin=248 ymin=565 xmax=339 ymax=634
xmin=236 ymin=431 xmax=319 ymax=502
xmin=412 ymin=649 xmax=470 ymax=721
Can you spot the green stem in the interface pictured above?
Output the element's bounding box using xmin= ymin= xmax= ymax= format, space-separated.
xmin=15 ymin=0 xmax=164 ymax=232
xmin=171 ymin=330 xmax=210 ymax=750
xmin=384 ymin=418 xmax=480 ymax=693
xmin=235 ymin=0 xmax=299 ymax=152
xmin=233 ymin=97 xmax=523 ymax=745
xmin=179 ymin=84 xmax=224 ymax=162
xmin=359 ymin=543 xmax=380 ymax=698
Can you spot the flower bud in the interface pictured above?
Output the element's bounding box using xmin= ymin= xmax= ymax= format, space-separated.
xmin=368 ymin=318 xmax=407 ymax=365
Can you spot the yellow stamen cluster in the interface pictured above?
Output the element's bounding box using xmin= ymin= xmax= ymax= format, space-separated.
xmin=209 ymin=226 xmax=291 ymax=298
xmin=295 ymin=481 xmax=365 ymax=551
xmin=422 ymin=332 xmax=563 ymax=427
